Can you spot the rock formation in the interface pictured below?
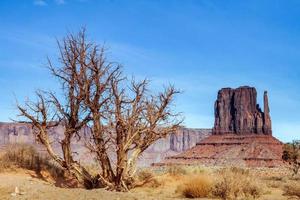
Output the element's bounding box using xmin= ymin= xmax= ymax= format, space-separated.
xmin=159 ymin=86 xmax=284 ymax=168
xmin=160 ymin=134 xmax=283 ymax=167
xmin=213 ymin=86 xmax=272 ymax=135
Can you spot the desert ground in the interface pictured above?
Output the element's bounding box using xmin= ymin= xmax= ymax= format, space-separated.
xmin=0 ymin=166 xmax=299 ymax=200
xmin=0 ymin=144 xmax=299 ymax=200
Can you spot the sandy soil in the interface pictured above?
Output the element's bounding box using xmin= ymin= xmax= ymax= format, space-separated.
xmin=0 ymin=168 xmax=297 ymax=200
xmin=0 ymin=170 xmax=184 ymax=200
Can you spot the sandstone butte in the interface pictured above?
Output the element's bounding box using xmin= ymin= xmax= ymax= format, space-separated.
xmin=159 ymin=86 xmax=284 ymax=167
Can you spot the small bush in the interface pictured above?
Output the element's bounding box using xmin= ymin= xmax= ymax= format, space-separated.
xmin=212 ymin=167 xmax=263 ymax=200
xmin=179 ymin=175 xmax=213 ymax=198
xmin=283 ymin=182 xmax=300 ymax=198
xmin=242 ymin=181 xmax=263 ymax=199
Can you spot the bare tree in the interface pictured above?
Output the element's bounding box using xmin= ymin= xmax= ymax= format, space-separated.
xmin=86 ymin=74 xmax=182 ymax=190
xmin=17 ymin=29 xmax=182 ymax=191
xmin=17 ymin=29 xmax=108 ymax=188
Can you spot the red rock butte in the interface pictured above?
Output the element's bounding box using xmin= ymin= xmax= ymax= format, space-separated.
xmin=159 ymin=86 xmax=284 ymax=167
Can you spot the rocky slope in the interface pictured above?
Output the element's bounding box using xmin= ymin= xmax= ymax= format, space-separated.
xmin=161 ymin=134 xmax=283 ymax=167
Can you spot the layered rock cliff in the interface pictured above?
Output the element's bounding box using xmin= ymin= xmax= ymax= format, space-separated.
xmin=212 ymin=86 xmax=272 ymax=135
xmin=138 ymin=128 xmax=211 ymax=166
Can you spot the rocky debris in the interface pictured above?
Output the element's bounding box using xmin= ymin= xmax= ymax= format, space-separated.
xmin=212 ymin=86 xmax=272 ymax=135
xmin=11 ymin=186 xmax=25 ymax=196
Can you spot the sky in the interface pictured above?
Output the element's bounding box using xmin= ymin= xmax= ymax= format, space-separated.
xmin=0 ymin=0 xmax=300 ymax=142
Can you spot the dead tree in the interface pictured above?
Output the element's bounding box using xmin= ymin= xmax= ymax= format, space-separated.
xmin=85 ymin=73 xmax=182 ymax=191
xmin=17 ymin=29 xmax=182 ymax=191
xmin=17 ymin=29 xmax=110 ymax=189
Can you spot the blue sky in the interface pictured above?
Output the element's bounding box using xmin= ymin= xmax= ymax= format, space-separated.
xmin=0 ymin=0 xmax=300 ymax=142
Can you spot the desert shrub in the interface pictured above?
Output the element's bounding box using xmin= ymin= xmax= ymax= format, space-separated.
xmin=134 ymin=169 xmax=161 ymax=188
xmin=212 ymin=167 xmax=263 ymax=200
xmin=143 ymin=178 xmax=162 ymax=188
xmin=0 ymin=144 xmax=42 ymax=170
xmin=179 ymin=175 xmax=213 ymax=198
xmin=0 ymin=144 xmax=64 ymax=179
xmin=242 ymin=182 xmax=263 ymax=199
xmin=44 ymin=159 xmax=65 ymax=179
xmin=137 ymin=169 xmax=155 ymax=182
xmin=283 ymin=182 xmax=300 ymax=198
xmin=230 ymin=166 xmax=250 ymax=175
xmin=282 ymin=141 xmax=300 ymax=176
xmin=267 ymin=181 xmax=281 ymax=188
xmin=167 ymin=166 xmax=187 ymax=176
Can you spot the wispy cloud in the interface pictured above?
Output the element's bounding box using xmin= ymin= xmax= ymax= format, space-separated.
xmin=0 ymin=29 xmax=55 ymax=53
xmin=55 ymin=0 xmax=66 ymax=5
xmin=33 ymin=0 xmax=67 ymax=6
xmin=33 ymin=0 xmax=47 ymax=6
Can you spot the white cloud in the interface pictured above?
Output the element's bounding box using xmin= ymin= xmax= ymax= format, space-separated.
xmin=33 ymin=0 xmax=47 ymax=6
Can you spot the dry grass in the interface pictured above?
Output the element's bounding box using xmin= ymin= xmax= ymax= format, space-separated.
xmin=173 ymin=167 xmax=266 ymax=199
xmin=135 ymin=169 xmax=162 ymax=188
xmin=167 ymin=166 xmax=187 ymax=176
xmin=267 ymin=180 xmax=281 ymax=188
xmin=0 ymin=144 xmax=64 ymax=179
xmin=0 ymin=144 xmax=41 ymax=170
xmin=178 ymin=175 xmax=213 ymax=198
xmin=0 ymin=187 xmax=10 ymax=196
xmin=212 ymin=167 xmax=263 ymax=200
xmin=137 ymin=169 xmax=155 ymax=182
xmin=0 ymin=164 xmax=295 ymax=199
xmin=283 ymin=181 xmax=300 ymax=198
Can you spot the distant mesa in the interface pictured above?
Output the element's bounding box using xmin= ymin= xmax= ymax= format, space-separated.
xmin=0 ymin=122 xmax=211 ymax=167
xmin=158 ymin=86 xmax=284 ymax=168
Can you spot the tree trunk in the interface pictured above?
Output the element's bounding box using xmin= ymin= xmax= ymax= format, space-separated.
xmin=93 ymin=117 xmax=115 ymax=183
xmin=126 ymin=148 xmax=141 ymax=178
xmin=69 ymin=162 xmax=100 ymax=189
